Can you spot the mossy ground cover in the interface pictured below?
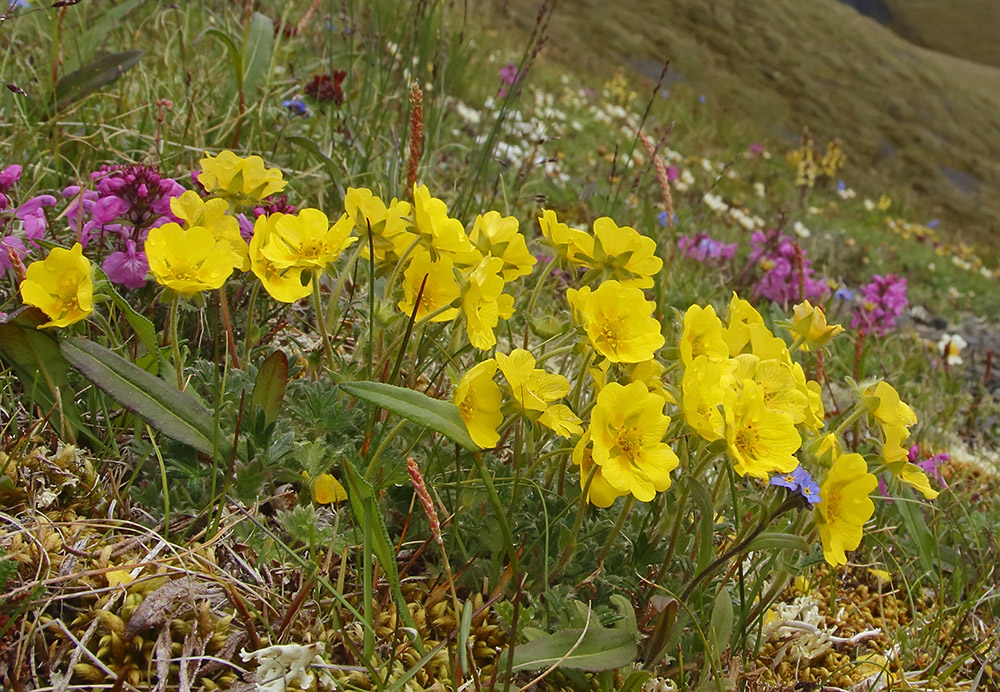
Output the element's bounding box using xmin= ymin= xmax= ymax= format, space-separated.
xmin=0 ymin=2 xmax=998 ymax=691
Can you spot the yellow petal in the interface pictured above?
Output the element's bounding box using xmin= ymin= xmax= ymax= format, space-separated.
xmin=314 ymin=473 xmax=347 ymax=504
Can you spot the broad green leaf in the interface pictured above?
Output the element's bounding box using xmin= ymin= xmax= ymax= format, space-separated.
xmin=745 ymin=532 xmax=811 ymax=553
xmin=709 ymin=587 xmax=733 ymax=659
xmin=339 ymin=380 xmax=478 ymax=451
xmin=341 ymin=460 xmax=424 ymax=654
xmin=50 ymin=50 xmax=145 ymax=113
xmin=0 ymin=308 xmax=85 ymax=441
xmin=60 ymin=337 xmax=223 ymax=458
xmin=508 ymin=627 xmax=636 ymax=672
xmin=251 ymin=350 xmax=288 ymax=426
xmin=243 ymin=12 xmax=274 ymax=95
xmin=67 ymin=0 xmax=148 ymax=73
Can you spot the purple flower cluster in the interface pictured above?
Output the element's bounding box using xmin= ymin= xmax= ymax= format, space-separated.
xmin=0 ymin=165 xmax=57 ymax=273
xmin=65 ymin=164 xmax=184 ymax=288
xmin=748 ymin=229 xmax=828 ymax=305
xmin=850 ymin=273 xmax=908 ymax=336
xmin=770 ymin=465 xmax=821 ymax=504
xmin=677 ymin=231 xmax=736 ymax=264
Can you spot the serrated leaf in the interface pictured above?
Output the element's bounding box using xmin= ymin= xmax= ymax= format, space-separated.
xmin=51 ymin=50 xmax=145 ymax=113
xmin=507 ymin=627 xmax=636 ymax=672
xmin=243 ymin=12 xmax=274 ymax=95
xmin=0 ymin=308 xmax=85 ymax=441
xmin=745 ymin=532 xmax=811 ymax=553
xmin=60 ymin=337 xmax=224 ymax=458
xmin=709 ymin=587 xmax=733 ymax=659
xmin=339 ymin=380 xmax=478 ymax=451
xmin=251 ymin=350 xmax=288 ymax=426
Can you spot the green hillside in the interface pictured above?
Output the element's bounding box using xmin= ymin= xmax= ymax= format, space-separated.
xmin=883 ymin=0 xmax=1000 ymax=68
xmin=497 ymin=0 xmax=1000 ymax=253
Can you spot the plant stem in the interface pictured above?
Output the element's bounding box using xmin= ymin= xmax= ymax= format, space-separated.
xmin=596 ymin=496 xmax=634 ymax=566
xmin=312 ymin=273 xmax=337 ymax=373
xmin=169 ymin=294 xmax=184 ymax=389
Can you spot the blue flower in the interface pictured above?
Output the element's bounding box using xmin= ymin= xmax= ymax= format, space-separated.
xmin=770 ymin=465 xmax=821 ymax=504
xmin=834 ymin=287 xmax=853 ymax=301
xmin=837 ymin=180 xmax=846 ymax=192
xmin=927 ymin=218 xmax=940 ymax=229
xmin=281 ymin=99 xmax=309 ymax=117
xmin=698 ymin=94 xmax=706 ymax=103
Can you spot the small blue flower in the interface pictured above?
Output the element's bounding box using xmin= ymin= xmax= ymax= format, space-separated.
xmin=837 ymin=180 xmax=846 ymax=192
xmin=281 ymin=99 xmax=308 ymax=117
xmin=927 ymin=218 xmax=940 ymax=229
xmin=698 ymin=94 xmax=706 ymax=104
xmin=834 ymin=287 xmax=853 ymax=301
xmin=770 ymin=465 xmax=821 ymax=504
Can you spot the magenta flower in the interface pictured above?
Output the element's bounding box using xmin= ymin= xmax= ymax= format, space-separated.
xmin=851 ymin=273 xmax=908 ymax=336
xmin=103 ymin=239 xmax=150 ymax=289
xmin=677 ymin=231 xmax=736 ymax=264
xmin=16 ymin=194 xmax=58 ymax=243
xmin=748 ymin=229 xmax=828 ymax=305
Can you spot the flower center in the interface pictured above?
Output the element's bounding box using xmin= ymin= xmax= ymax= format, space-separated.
xmin=616 ymin=426 xmax=642 ymax=460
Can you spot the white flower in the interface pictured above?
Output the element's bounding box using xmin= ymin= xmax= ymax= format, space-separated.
xmin=863 ymin=199 xmax=876 ymax=211
xmin=454 ymin=101 xmax=482 ymax=125
xmin=753 ymin=182 xmax=766 ymax=198
xmin=241 ymin=643 xmax=336 ymax=692
xmin=793 ymin=221 xmax=811 ymax=238
xmin=937 ymin=333 xmax=968 ymax=366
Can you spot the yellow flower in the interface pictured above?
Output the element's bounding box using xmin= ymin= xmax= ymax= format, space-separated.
xmin=589 ymin=217 xmax=662 ymax=288
xmin=198 ymin=150 xmax=286 ymax=205
xmin=145 ymin=223 xmax=239 ymax=296
xmin=469 ymin=210 xmax=536 ymax=281
xmin=723 ymin=380 xmax=801 ymax=479
xmin=261 ymin=208 xmax=357 ymax=271
xmin=248 ymin=214 xmax=313 ymax=303
xmin=302 ymin=471 xmax=347 ymax=504
xmin=722 ymin=292 xmax=764 ymax=356
xmin=462 ymin=256 xmax=514 ymax=350
xmin=589 ymin=381 xmax=678 ymax=502
xmin=679 ymin=304 xmax=729 ymax=366
xmin=496 ymin=348 xmax=569 ymax=412
xmin=568 ymin=280 xmax=664 ymax=363
xmin=787 ymin=301 xmax=843 ymax=350
xmin=344 ymin=187 xmax=415 ymax=265
xmin=398 ymin=250 xmax=461 ymax=322
xmin=20 ymin=243 xmax=93 ymax=328
xmin=681 ymin=355 xmax=730 ymax=441
xmin=573 ymin=430 xmax=629 ymax=507
xmin=815 ymin=451 xmax=877 ymax=566
xmin=730 ymin=354 xmax=809 ymax=425
xmin=412 ymin=184 xmax=476 ymax=258
xmin=747 ymin=321 xmax=792 ymax=364
xmin=494 ymin=349 xmax=582 ymax=437
xmin=170 ymin=190 xmax=248 ymax=271
xmin=453 ymin=359 xmax=503 ymax=449
xmin=538 ymin=209 xmax=594 ymax=266
xmin=863 ymin=382 xmax=936 ymax=499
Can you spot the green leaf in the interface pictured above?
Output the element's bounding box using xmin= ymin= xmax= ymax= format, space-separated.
xmin=243 ymin=12 xmax=274 ymax=95
xmin=67 ymin=0 xmax=148 ymax=73
xmin=0 ymin=308 xmax=85 ymax=441
xmin=620 ymin=671 xmax=651 ymax=692
xmin=894 ymin=490 xmax=938 ymax=574
xmin=283 ymin=135 xmax=345 ymax=201
xmin=709 ymin=587 xmax=733 ymax=659
xmin=50 ymin=50 xmax=145 ymax=113
xmin=204 ymin=28 xmax=243 ymax=93
xmin=508 ymin=627 xmax=636 ymax=672
xmin=98 ymin=271 xmax=159 ymax=370
xmin=60 ymin=337 xmax=223 ymax=458
xmin=251 ymin=351 xmax=288 ymax=426
xmin=745 ymin=532 xmax=811 ymax=553
xmin=340 ymin=459 xmax=425 ymax=654
xmin=339 ymin=380 xmax=478 ymax=451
